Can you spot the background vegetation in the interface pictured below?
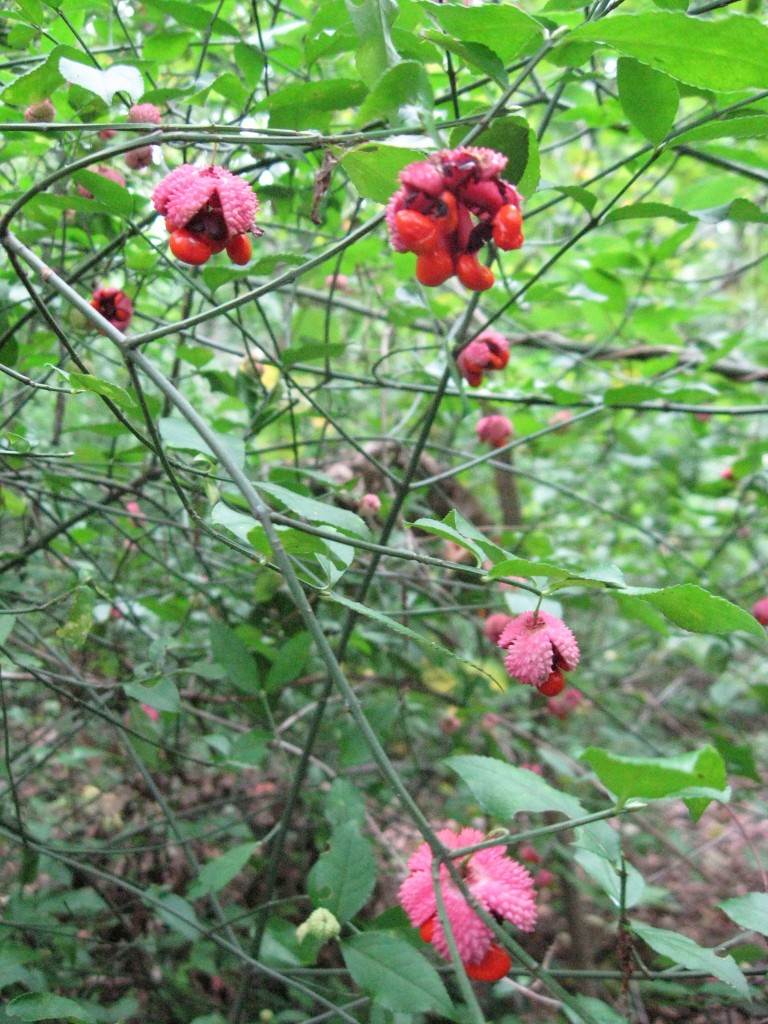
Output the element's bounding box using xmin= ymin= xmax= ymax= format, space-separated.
xmin=0 ymin=0 xmax=767 ymax=1021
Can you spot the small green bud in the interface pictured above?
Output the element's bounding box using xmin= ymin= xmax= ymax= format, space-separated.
xmin=296 ymin=907 xmax=341 ymax=945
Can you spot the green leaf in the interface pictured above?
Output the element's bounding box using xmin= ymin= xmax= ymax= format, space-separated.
xmin=144 ymin=30 xmax=194 ymax=61
xmin=153 ymin=892 xmax=202 ymax=940
xmin=628 ymin=584 xmax=766 ymax=637
xmin=342 ymin=144 xmax=426 ymax=204
xmin=70 ymin=171 xmax=134 ymax=218
xmin=123 ymin=678 xmax=180 ymax=714
xmin=67 ymin=372 xmax=136 ymax=410
xmin=409 ymin=516 xmax=485 ymax=565
xmin=159 ymin=416 xmax=245 ymax=470
xmin=421 ymin=1 xmax=543 ymax=64
xmin=445 ymin=754 xmax=588 ymax=820
xmin=718 ymin=893 xmax=768 ymax=938
xmin=209 ymin=622 xmax=261 ymax=695
xmin=233 ymin=42 xmax=265 ymax=89
xmin=582 ymin=746 xmax=729 ymax=813
xmin=629 ymin=922 xmax=750 ymax=997
xmin=424 ymin=33 xmax=508 ymax=88
xmin=257 ymin=481 xmax=370 ymax=538
xmin=55 ymin=587 xmax=94 ymax=648
xmin=617 ymin=57 xmax=678 ymax=145
xmin=341 ymin=933 xmax=454 ymax=1015
xmin=266 ymin=78 xmax=368 ymax=129
xmin=565 ymin=995 xmax=630 ymax=1024
xmin=188 ymin=842 xmax=259 ymax=898
xmin=358 ymin=60 xmax=432 ymax=125
xmin=450 ymin=115 xmax=539 ymax=198
xmin=604 ymin=202 xmax=694 ymax=224
xmin=227 ymin=729 xmax=270 ymax=768
xmin=1 ymin=46 xmax=76 ymax=104
xmin=264 ymin=631 xmax=312 ymax=691
xmin=568 ymin=13 xmax=768 ymax=92
xmin=345 ymin=0 xmax=401 ymax=87
xmin=573 ymin=848 xmax=645 ymax=909
xmin=142 ymin=0 xmax=237 ymax=34
xmin=308 ymin=821 xmax=377 ymax=923
xmin=58 ymin=58 xmax=143 ymax=105
xmin=7 ymin=993 xmax=96 ymax=1023
xmin=674 ymin=113 xmax=768 ymax=146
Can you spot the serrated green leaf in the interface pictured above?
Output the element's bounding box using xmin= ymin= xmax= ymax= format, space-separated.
xmin=718 ymin=893 xmax=768 ymax=938
xmin=568 ymin=13 xmax=768 ymax=92
xmin=71 ymin=170 xmax=134 ymax=218
xmin=67 ymin=372 xmax=136 ymax=410
xmin=420 ymin=1 xmax=542 ymax=63
xmin=424 ymin=33 xmax=508 ymax=88
xmin=345 ymin=0 xmax=401 ymax=87
xmin=409 ymin=517 xmax=485 ymax=565
xmin=604 ymin=202 xmax=694 ymax=224
xmin=257 ymin=481 xmax=370 ymax=538
xmin=445 ymin=754 xmax=588 ymax=820
xmin=674 ymin=113 xmax=768 ymax=147
xmin=341 ymin=933 xmax=454 ymax=1015
xmin=617 ymin=57 xmax=678 ymax=145
xmin=188 ymin=842 xmax=259 ymax=898
xmin=582 ymin=746 xmax=729 ymax=811
xmin=358 ymin=60 xmax=432 ymax=125
xmin=630 ymin=922 xmax=750 ymax=997
xmin=342 ymin=144 xmax=426 ymax=204
xmin=628 ymin=584 xmax=766 ymax=637
xmin=308 ymin=821 xmax=377 ymax=923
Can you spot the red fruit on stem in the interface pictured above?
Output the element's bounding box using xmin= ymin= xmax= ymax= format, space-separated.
xmin=416 ymin=249 xmax=454 ymax=287
xmin=456 ymin=253 xmax=494 ymax=292
xmin=169 ymin=229 xmax=213 ymax=265
xmin=394 ymin=210 xmax=442 ymax=254
xmin=226 ymin=233 xmax=253 ymax=265
xmin=419 ymin=918 xmax=435 ymax=943
xmin=465 ymin=945 xmax=512 ymax=982
xmin=492 ymin=204 xmax=524 ymax=250
xmin=538 ymin=668 xmax=566 ymax=697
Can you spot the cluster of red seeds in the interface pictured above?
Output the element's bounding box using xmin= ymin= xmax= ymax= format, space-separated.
xmin=166 ymin=220 xmax=253 ymax=267
xmin=387 ymin=146 xmax=524 ymax=291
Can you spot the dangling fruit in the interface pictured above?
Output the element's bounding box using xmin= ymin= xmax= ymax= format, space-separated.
xmin=416 ymin=248 xmax=454 ymax=287
xmin=492 ymin=204 xmax=524 ymax=251
xmin=226 ymin=234 xmax=253 ymax=265
xmin=419 ymin=918 xmax=435 ymax=943
xmin=395 ymin=210 xmax=442 ymax=254
xmin=169 ymin=228 xmax=213 ymax=265
xmin=465 ymin=945 xmax=512 ymax=982
xmin=456 ymin=253 xmax=494 ymax=292
xmin=537 ymin=668 xmax=566 ymax=697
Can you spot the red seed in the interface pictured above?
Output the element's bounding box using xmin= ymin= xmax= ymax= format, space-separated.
xmin=492 ymin=204 xmax=524 ymax=251
xmin=226 ymin=234 xmax=253 ymax=265
xmin=395 ymin=210 xmax=442 ymax=254
xmin=465 ymin=945 xmax=512 ymax=982
xmin=169 ymin=229 xmax=213 ymax=265
xmin=537 ymin=668 xmax=566 ymax=697
xmin=456 ymin=253 xmax=494 ymax=292
xmin=416 ymin=248 xmax=454 ymax=287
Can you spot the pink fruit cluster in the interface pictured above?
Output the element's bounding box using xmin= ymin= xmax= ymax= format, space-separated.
xmin=386 ymin=146 xmax=523 ymax=291
xmin=152 ymin=163 xmax=261 ymax=267
xmin=496 ymin=610 xmax=580 ymax=696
